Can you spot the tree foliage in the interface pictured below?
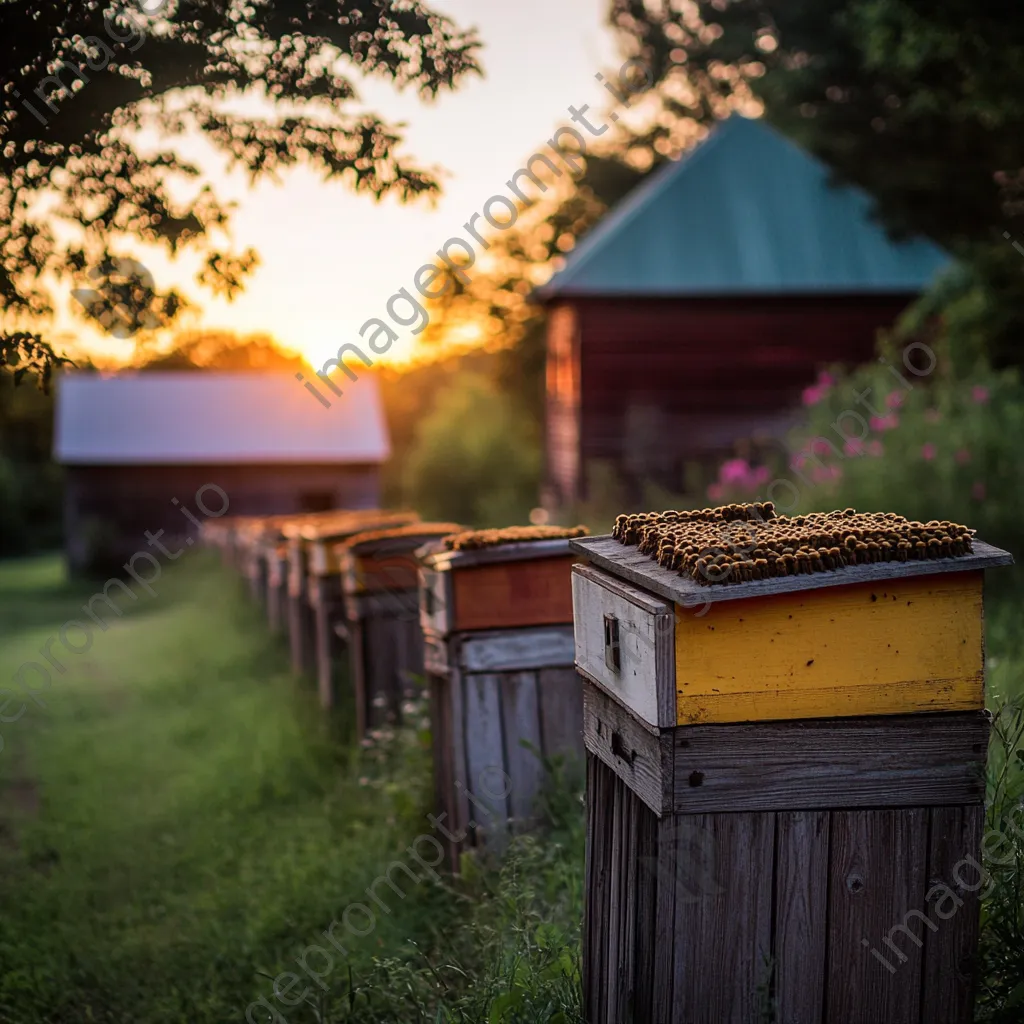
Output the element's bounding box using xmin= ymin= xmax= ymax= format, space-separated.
xmin=606 ymin=0 xmax=1024 ymax=368
xmin=0 ymin=0 xmax=480 ymax=383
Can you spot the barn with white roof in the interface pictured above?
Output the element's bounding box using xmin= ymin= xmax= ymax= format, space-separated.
xmin=54 ymin=372 xmax=390 ymax=572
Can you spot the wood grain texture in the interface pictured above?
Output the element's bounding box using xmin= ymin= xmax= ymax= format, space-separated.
xmin=447 ymin=662 xmax=471 ymax=864
xmin=312 ymin=577 xmax=346 ymax=710
xmin=462 ymin=673 xmax=510 ymax=843
xmin=451 ymin=556 xmax=576 ymax=632
xmin=344 ymin=551 xmax=421 ymax=595
xmin=418 ymin=562 xmax=452 ymax=638
xmin=775 ymin=811 xmax=830 ymax=1023
xmin=583 ymin=681 xmax=671 ymax=816
xmin=537 ymin=666 xmax=585 ymax=766
xmin=460 ymin=626 xmax=575 ymax=673
xmin=674 ymin=571 xmax=985 ymax=724
xmin=287 ymin=593 xmax=315 ymax=677
xmin=499 ymin=672 xmax=544 ymax=825
xmin=423 ymin=634 xmax=449 ymax=676
xmin=920 ymin=805 xmax=985 ymax=1023
xmin=825 ymin=808 xmax=928 ymax=1024
xmin=424 ymin=537 xmax=578 ymax=571
xmin=572 ymin=564 xmax=674 ymax=729
xmin=570 ymin=535 xmax=1013 ymax=608
xmin=671 ymin=812 xmax=776 ymax=1024
xmin=265 ymin=561 xmax=285 ymax=634
xmin=584 ymin=752 xmax=609 ymax=1024
xmin=347 ymin=615 xmax=368 ymax=738
xmin=428 ymin=670 xmax=460 ymax=872
xmin=670 ymin=713 xmax=989 ymax=813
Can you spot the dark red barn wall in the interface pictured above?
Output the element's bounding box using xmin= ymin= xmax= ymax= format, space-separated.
xmin=545 ymin=294 xmax=917 ymax=506
xmin=64 ymin=462 xmax=381 ymax=573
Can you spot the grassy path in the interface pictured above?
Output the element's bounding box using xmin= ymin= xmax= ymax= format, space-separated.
xmin=0 ymin=553 xmax=584 ymax=1024
xmin=0 ymin=554 xmax=447 ymax=1021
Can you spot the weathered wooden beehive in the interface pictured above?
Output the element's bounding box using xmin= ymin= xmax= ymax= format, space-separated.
xmin=199 ymin=516 xmax=242 ymax=568
xmin=421 ymin=526 xmax=590 ymax=867
xmin=263 ymin=539 xmax=289 ymax=634
xmin=236 ymin=519 xmax=269 ymax=606
xmin=301 ymin=511 xmax=419 ymax=708
xmin=281 ymin=512 xmax=358 ymax=679
xmin=335 ymin=523 xmax=462 ymax=736
xmin=571 ymin=506 xmax=1012 ymax=1024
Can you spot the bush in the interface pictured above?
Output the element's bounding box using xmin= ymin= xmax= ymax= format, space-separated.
xmin=702 ymin=357 xmax=1024 ymax=570
xmin=401 ymin=372 xmax=541 ymax=528
xmin=786 ymin=360 xmax=1024 ymax=559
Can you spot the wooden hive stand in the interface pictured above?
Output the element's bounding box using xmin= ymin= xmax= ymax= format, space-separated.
xmin=571 ymin=531 xmax=1013 ymax=1024
xmin=421 ymin=532 xmax=587 ymax=869
xmin=263 ymin=538 xmax=289 ymax=634
xmin=301 ymin=511 xmax=420 ymax=709
xmin=336 ymin=523 xmax=462 ymax=737
xmin=236 ymin=519 xmax=270 ymax=607
xmin=199 ymin=516 xmax=242 ymax=569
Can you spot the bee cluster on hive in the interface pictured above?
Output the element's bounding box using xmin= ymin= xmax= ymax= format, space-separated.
xmin=613 ymin=504 xmax=975 ymax=586
xmin=444 ymin=525 xmax=589 ymax=551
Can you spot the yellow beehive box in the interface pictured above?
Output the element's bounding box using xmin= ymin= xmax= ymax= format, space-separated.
xmin=571 ymin=520 xmax=1012 ymax=728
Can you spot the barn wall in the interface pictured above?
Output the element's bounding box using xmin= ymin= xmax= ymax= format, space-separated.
xmin=63 ymin=462 xmax=381 ymax=574
xmin=545 ymin=294 xmax=917 ymax=505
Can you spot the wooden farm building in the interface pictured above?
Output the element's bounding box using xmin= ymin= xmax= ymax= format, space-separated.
xmin=54 ymin=372 xmax=389 ymax=573
xmin=535 ymin=115 xmax=952 ymax=507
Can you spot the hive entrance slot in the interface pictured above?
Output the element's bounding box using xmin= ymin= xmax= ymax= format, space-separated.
xmin=603 ymin=614 xmax=620 ymax=672
xmin=610 ymin=730 xmax=635 ymax=765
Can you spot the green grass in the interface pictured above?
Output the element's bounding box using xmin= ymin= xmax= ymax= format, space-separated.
xmin=0 ymin=552 xmax=585 ymax=1023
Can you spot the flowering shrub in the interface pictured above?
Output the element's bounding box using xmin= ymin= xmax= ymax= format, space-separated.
xmin=706 ymin=457 xmax=771 ymax=503
xmin=705 ymin=357 xmax=1024 ymax=561
xmin=779 ymin=361 xmax=1024 ymax=560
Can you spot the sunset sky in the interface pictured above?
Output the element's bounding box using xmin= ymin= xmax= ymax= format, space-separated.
xmin=62 ymin=0 xmax=621 ymax=369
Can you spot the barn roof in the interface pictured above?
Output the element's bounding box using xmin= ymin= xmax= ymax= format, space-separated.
xmin=54 ymin=371 xmax=390 ymax=466
xmin=536 ymin=115 xmax=951 ymax=300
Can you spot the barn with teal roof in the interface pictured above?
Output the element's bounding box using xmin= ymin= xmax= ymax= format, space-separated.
xmin=536 ymin=115 xmax=951 ymax=507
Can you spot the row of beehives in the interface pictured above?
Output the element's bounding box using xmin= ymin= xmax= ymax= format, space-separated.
xmin=199 ymin=508 xmax=589 ymax=867
xmin=202 ymin=504 xmax=1015 ymax=1024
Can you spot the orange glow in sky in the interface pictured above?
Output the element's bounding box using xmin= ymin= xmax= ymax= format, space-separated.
xmin=54 ymin=0 xmax=620 ymax=370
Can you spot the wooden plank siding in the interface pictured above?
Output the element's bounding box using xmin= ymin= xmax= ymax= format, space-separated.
xmin=584 ymin=748 xmax=986 ymax=1024
xmin=428 ymin=626 xmax=584 ymax=869
xmin=451 ymin=556 xmax=576 ymax=632
xmin=346 ymin=589 xmax=424 ymax=736
xmin=546 ymin=295 xmax=917 ymax=506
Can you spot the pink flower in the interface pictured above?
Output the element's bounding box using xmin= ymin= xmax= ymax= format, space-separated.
xmin=720 ymin=458 xmax=751 ymax=485
xmin=752 ymin=465 xmax=770 ymax=485
xmin=972 ymin=481 xmax=986 ymax=501
xmin=972 ymin=385 xmax=990 ymax=404
xmin=844 ymin=438 xmax=866 ymax=456
xmin=791 ymin=455 xmax=807 ymax=471
xmin=707 ymin=482 xmax=724 ymax=501
xmin=868 ymin=440 xmax=884 ymax=457
xmin=870 ymin=413 xmax=899 ymax=431
xmin=955 ymin=448 xmax=971 ymax=465
xmin=811 ymin=438 xmax=834 ymax=455
xmin=802 ymin=371 xmax=835 ymax=406
xmin=921 ymin=443 xmax=937 ymax=461
xmin=885 ymin=390 xmax=904 ymax=409
xmin=811 ymin=464 xmax=843 ymax=483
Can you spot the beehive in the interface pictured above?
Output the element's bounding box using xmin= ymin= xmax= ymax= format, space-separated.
xmin=289 ymin=510 xmax=419 ymax=708
xmin=571 ymin=506 xmax=1013 ymax=1023
xmin=420 ymin=527 xmax=589 ymax=868
xmin=336 ymin=523 xmax=462 ymax=737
